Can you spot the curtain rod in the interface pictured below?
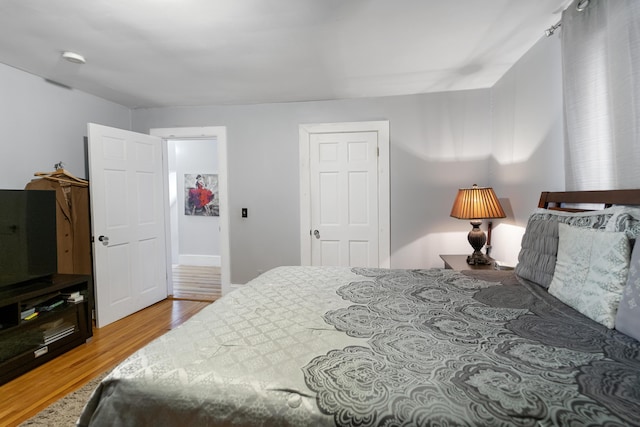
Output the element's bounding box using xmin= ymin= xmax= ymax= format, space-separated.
xmin=545 ymin=21 xmax=562 ymax=37
xmin=576 ymin=0 xmax=590 ymax=12
xmin=544 ymin=0 xmax=590 ymax=37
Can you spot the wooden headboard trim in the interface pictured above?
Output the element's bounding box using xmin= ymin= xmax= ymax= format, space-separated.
xmin=538 ymin=189 xmax=640 ymax=211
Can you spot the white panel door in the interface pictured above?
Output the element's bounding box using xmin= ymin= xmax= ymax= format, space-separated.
xmin=88 ymin=123 xmax=167 ymax=328
xmin=310 ymin=131 xmax=379 ymax=267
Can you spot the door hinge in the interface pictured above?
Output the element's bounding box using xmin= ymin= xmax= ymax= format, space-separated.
xmin=377 ymin=146 xmax=380 ymax=157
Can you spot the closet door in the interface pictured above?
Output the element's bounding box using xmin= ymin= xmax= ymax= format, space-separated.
xmin=88 ymin=123 xmax=168 ymax=328
xmin=299 ymin=121 xmax=390 ymax=268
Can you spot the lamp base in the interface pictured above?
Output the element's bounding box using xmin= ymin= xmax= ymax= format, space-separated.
xmin=466 ymin=220 xmax=492 ymax=265
xmin=466 ymin=251 xmax=493 ymax=265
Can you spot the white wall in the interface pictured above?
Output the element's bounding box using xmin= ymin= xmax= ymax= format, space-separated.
xmin=489 ymin=34 xmax=565 ymax=266
xmin=0 ymin=63 xmax=130 ymax=189
xmin=133 ymin=35 xmax=563 ymax=284
xmin=167 ymin=139 xmax=220 ymax=266
xmin=0 ymin=33 xmax=563 ymax=285
xmin=132 ymin=89 xmax=493 ymax=284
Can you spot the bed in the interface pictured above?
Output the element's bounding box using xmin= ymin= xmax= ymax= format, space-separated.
xmin=78 ymin=190 xmax=640 ymax=427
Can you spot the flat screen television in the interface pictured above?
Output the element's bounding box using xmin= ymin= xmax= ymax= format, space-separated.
xmin=0 ymin=189 xmax=57 ymax=289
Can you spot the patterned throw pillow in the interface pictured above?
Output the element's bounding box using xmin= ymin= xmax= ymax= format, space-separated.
xmin=615 ymin=239 xmax=640 ymax=340
xmin=548 ymin=223 xmax=630 ymax=329
xmin=604 ymin=206 xmax=640 ymax=240
xmin=515 ymin=208 xmax=615 ymax=288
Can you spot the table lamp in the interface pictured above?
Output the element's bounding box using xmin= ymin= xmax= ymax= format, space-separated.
xmin=450 ymin=184 xmax=506 ymax=265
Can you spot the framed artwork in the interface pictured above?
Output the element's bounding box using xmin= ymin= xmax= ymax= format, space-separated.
xmin=184 ymin=173 xmax=219 ymax=216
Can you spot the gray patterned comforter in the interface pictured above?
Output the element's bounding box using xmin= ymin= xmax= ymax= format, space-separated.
xmin=78 ymin=266 xmax=640 ymax=426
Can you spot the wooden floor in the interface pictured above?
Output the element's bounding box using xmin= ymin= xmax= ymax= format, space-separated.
xmin=0 ymin=299 xmax=210 ymax=426
xmin=171 ymin=265 xmax=221 ymax=302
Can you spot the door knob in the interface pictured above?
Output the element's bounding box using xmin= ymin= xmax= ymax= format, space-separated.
xmin=98 ymin=235 xmax=109 ymax=246
xmin=313 ymin=230 xmax=320 ymax=239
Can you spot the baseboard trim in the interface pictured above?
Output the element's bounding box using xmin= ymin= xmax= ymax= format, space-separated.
xmin=178 ymin=255 xmax=221 ymax=267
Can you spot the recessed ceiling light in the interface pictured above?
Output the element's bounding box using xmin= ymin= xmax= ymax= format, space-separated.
xmin=62 ymin=51 xmax=86 ymax=64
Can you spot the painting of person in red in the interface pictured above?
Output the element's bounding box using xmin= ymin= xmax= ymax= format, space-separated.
xmin=185 ymin=174 xmax=219 ymax=216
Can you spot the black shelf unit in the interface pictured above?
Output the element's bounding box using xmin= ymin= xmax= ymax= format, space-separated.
xmin=0 ymin=274 xmax=93 ymax=385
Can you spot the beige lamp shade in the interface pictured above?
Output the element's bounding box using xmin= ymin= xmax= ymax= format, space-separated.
xmin=450 ymin=185 xmax=506 ymax=220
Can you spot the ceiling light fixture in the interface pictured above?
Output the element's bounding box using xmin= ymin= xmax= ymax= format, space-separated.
xmin=62 ymin=51 xmax=86 ymax=64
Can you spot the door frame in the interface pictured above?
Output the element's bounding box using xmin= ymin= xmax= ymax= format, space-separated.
xmin=299 ymin=121 xmax=390 ymax=267
xmin=150 ymin=126 xmax=231 ymax=295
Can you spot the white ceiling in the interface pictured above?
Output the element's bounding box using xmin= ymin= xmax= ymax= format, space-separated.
xmin=0 ymin=0 xmax=569 ymax=109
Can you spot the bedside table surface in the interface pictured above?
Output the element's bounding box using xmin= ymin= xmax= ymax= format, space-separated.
xmin=439 ymin=254 xmax=494 ymax=271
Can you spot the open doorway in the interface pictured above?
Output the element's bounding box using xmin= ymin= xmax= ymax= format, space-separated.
xmin=167 ymin=138 xmax=220 ymax=301
xmin=150 ymin=126 xmax=230 ymax=299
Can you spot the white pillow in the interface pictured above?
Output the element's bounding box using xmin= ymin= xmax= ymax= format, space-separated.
xmin=548 ymin=223 xmax=631 ymax=329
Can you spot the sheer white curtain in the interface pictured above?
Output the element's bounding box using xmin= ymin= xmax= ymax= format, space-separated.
xmin=562 ymin=0 xmax=640 ymax=190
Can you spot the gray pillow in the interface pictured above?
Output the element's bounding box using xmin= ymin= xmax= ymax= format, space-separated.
xmin=605 ymin=206 xmax=640 ymax=242
xmin=514 ymin=218 xmax=559 ymax=288
xmin=616 ymin=239 xmax=640 ymax=340
xmin=515 ymin=208 xmax=614 ymax=288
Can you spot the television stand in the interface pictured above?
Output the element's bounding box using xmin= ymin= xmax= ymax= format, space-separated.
xmin=0 ymin=274 xmax=93 ymax=385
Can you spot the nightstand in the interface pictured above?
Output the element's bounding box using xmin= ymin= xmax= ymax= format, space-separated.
xmin=439 ymin=254 xmax=494 ymax=271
